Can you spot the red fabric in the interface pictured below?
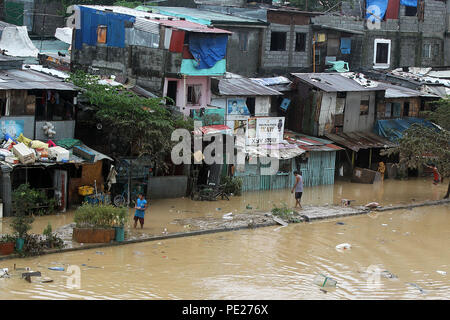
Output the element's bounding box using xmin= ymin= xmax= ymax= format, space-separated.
xmin=169 ymin=30 xmax=185 ymax=53
xmin=182 ymin=44 xmax=194 ymax=59
xmin=385 ymin=0 xmax=400 ymax=19
xmin=433 ymin=168 xmax=440 ymax=181
xmin=47 ymin=140 xmax=56 ymax=148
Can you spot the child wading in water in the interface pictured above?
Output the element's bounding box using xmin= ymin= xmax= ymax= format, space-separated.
xmin=134 ymin=194 xmax=148 ymax=229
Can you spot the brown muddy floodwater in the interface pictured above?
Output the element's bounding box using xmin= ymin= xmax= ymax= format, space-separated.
xmin=0 ymin=178 xmax=448 ymax=300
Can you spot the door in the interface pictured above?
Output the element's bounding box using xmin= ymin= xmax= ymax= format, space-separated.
xmin=166 ymin=81 xmax=177 ymax=106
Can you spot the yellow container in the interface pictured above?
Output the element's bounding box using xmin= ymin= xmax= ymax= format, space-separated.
xmin=78 ymin=186 xmax=94 ymax=196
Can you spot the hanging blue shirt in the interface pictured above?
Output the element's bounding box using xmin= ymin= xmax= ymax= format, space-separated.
xmin=134 ymin=199 xmax=147 ymax=218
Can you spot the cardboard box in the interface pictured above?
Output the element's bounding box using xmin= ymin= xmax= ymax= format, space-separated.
xmin=12 ymin=143 xmax=35 ymax=164
xmin=48 ymin=146 xmax=69 ymax=162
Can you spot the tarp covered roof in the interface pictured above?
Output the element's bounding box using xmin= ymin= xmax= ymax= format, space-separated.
xmin=325 ymin=131 xmax=397 ymax=152
xmin=0 ymin=69 xmax=78 ymax=91
xmin=153 ymin=19 xmax=232 ymax=34
xmin=292 ymin=73 xmax=385 ymax=92
xmin=212 ymin=77 xmax=282 ymax=96
xmin=374 ymin=117 xmax=440 ymax=142
xmin=377 ymin=82 xmax=436 ymax=98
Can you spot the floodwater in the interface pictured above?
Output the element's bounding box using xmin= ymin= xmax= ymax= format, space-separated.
xmin=1 ymin=178 xmax=447 ymax=237
xmin=0 ymin=204 xmax=449 ymax=299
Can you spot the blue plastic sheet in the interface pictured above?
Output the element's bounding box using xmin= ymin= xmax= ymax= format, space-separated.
xmin=400 ymin=0 xmax=417 ymax=7
xmin=374 ymin=117 xmax=439 ymax=142
xmin=340 ymin=38 xmax=351 ymax=54
xmin=75 ymin=6 xmax=135 ymax=49
xmin=366 ymin=0 xmax=389 ymax=21
xmin=188 ymin=34 xmax=228 ymax=69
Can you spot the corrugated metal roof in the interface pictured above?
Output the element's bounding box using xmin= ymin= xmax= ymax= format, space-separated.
xmin=291 ymin=73 xmax=385 ymax=92
xmin=154 ymin=19 xmax=232 ymax=34
xmin=325 ymin=131 xmax=397 ymax=152
xmin=312 ymin=24 xmax=365 ymax=35
xmin=214 ymin=77 xmax=282 ymax=96
xmin=147 ymin=6 xmax=268 ymax=26
xmin=0 ymin=69 xmax=78 ymax=91
xmin=134 ymin=18 xmax=160 ymax=34
xmin=284 ymin=130 xmax=343 ymax=152
xmin=81 ymin=5 xmax=172 ymax=20
xmin=378 ymin=82 xmax=434 ymax=98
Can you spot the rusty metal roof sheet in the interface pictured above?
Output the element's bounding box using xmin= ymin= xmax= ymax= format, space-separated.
xmin=0 ymin=69 xmax=78 ymax=91
xmin=291 ymin=73 xmax=385 ymax=92
xmin=213 ymin=77 xmax=282 ymax=96
xmin=324 ymin=131 xmax=397 ymax=152
xmin=284 ymin=130 xmax=343 ymax=152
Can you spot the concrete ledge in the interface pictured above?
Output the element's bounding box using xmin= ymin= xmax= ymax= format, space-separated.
xmin=1 ymin=199 xmax=448 ymax=262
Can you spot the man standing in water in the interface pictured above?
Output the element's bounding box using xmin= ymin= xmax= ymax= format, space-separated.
xmin=134 ymin=193 xmax=148 ymax=229
xmin=291 ymin=170 xmax=303 ymax=209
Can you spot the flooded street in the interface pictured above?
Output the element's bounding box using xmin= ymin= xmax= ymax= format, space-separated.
xmin=1 ymin=178 xmax=446 ymax=238
xmin=0 ymin=204 xmax=449 ymax=299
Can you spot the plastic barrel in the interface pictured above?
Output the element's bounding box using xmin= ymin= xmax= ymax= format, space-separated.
xmin=114 ymin=226 xmax=124 ymax=242
xmin=15 ymin=238 xmax=25 ymax=251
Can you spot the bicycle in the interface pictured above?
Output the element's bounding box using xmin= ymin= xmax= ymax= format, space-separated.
xmin=113 ymin=182 xmax=147 ymax=207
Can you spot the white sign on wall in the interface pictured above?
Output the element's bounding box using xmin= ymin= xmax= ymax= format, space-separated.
xmin=246 ymin=117 xmax=285 ymax=146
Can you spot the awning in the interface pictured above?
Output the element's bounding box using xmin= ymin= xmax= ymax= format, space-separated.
xmin=243 ymin=143 xmax=305 ymax=160
xmin=325 ymin=131 xmax=397 ymax=152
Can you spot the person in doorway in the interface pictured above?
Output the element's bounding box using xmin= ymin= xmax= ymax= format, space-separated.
xmin=377 ymin=161 xmax=386 ymax=181
xmin=291 ymin=170 xmax=303 ymax=209
xmin=426 ymin=164 xmax=441 ymax=185
xmin=133 ymin=193 xmax=148 ymax=229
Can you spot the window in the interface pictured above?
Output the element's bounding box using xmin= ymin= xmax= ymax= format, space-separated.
xmin=239 ymin=32 xmax=248 ymax=51
xmin=422 ymin=44 xmax=431 ymax=58
xmin=295 ymin=33 xmax=306 ymax=52
xmin=433 ymin=44 xmax=440 ymax=58
xmin=405 ymin=6 xmax=417 ymax=16
xmin=385 ymin=102 xmax=392 ymax=118
xmin=360 ymin=96 xmax=370 ymax=116
xmin=270 ymin=32 xmax=286 ymax=51
xmin=187 ymin=85 xmax=202 ymax=105
xmin=246 ymin=97 xmax=255 ymax=115
xmin=403 ymin=102 xmax=410 ymax=116
xmin=97 ymin=25 xmax=107 ymax=44
xmin=373 ymin=39 xmax=391 ymax=68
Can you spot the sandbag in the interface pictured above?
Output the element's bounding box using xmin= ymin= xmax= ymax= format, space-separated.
xmin=17 ymin=133 xmax=32 ymax=146
xmin=30 ymin=140 xmax=49 ymax=149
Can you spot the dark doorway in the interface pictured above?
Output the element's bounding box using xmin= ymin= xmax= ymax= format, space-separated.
xmin=166 ymin=81 xmax=177 ymax=106
xmin=403 ymin=102 xmax=410 ymax=117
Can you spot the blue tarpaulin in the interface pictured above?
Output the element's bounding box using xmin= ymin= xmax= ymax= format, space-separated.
xmin=400 ymin=0 xmax=417 ymax=7
xmin=374 ymin=117 xmax=439 ymax=142
xmin=75 ymin=6 xmax=135 ymax=49
xmin=366 ymin=0 xmax=388 ymax=21
xmin=188 ymin=34 xmax=228 ymax=69
xmin=340 ymin=38 xmax=351 ymax=54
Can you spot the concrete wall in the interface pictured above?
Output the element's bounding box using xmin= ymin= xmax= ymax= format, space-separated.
xmin=32 ymin=0 xmax=65 ymax=36
xmin=224 ymin=26 xmax=263 ymax=77
xmin=147 ymin=175 xmax=188 ymax=199
xmin=263 ymin=23 xmax=311 ymax=73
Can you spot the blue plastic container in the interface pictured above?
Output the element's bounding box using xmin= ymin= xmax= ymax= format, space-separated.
xmin=15 ymin=238 xmax=25 ymax=251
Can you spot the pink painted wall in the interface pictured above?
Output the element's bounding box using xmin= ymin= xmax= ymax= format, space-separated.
xmin=163 ymin=76 xmax=211 ymax=116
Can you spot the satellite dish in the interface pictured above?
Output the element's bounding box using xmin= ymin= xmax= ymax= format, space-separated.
xmin=96 ymin=123 xmax=103 ymax=130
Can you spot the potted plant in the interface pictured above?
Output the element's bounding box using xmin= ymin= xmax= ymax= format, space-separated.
xmin=112 ymin=207 xmax=128 ymax=243
xmin=10 ymin=214 xmax=34 ymax=251
xmin=73 ymin=203 xmax=127 ymax=243
xmin=0 ymin=234 xmax=17 ymax=255
xmin=43 ymin=223 xmax=65 ymax=249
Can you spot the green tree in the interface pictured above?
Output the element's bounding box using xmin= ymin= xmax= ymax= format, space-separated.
xmin=383 ymin=97 xmax=450 ymax=199
xmin=69 ymin=71 xmax=193 ymax=173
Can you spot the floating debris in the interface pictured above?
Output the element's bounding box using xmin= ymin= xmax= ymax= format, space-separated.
xmin=407 ymin=282 xmax=426 ymax=294
xmin=381 ymin=270 xmax=398 ymax=279
xmin=48 ymin=267 xmax=65 ymax=271
xmin=273 ymin=216 xmax=288 ymax=227
xmin=336 ymin=222 xmax=345 ymax=225
xmin=335 ymin=243 xmax=351 ymax=251
xmin=246 ymin=204 xmax=253 ymax=209
xmin=222 ymin=212 xmax=233 ymax=220
xmin=95 ymin=251 xmax=104 ymax=255
xmin=314 ymin=274 xmax=337 ymax=287
xmin=436 ymin=270 xmax=447 ymax=275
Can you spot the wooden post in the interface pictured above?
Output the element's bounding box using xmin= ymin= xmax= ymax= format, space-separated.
xmin=351 ymin=151 xmax=355 ymax=169
xmin=369 ymin=148 xmax=372 ymax=169
xmin=313 ymin=34 xmax=316 ymax=73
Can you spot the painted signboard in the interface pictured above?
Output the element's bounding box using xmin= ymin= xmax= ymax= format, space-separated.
xmin=227 ymin=98 xmax=250 ymax=116
xmin=0 ymin=119 xmax=25 ymax=140
xmin=246 ymin=117 xmax=285 ymax=145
